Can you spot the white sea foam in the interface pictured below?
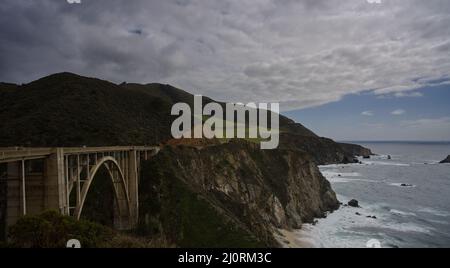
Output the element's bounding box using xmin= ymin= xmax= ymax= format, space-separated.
xmin=329 ymin=177 xmax=379 ymax=184
xmin=320 ymin=171 xmax=361 ymax=183
xmin=327 ymin=177 xmax=353 ymax=183
xmin=427 ymin=219 xmax=449 ymax=225
xmin=321 ymin=171 xmax=361 ymax=177
xmin=320 ymin=170 xmax=379 ymax=184
xmin=389 ymin=209 xmax=417 ymax=217
xmin=412 ymin=161 xmax=440 ymax=165
xmin=314 ymin=148 xmax=450 ymax=247
xmin=379 ymin=222 xmax=432 ymax=234
xmin=362 ymin=161 xmax=410 ymax=167
xmin=389 ymin=183 xmax=416 ymax=188
xmin=418 ymin=207 xmax=450 ymax=217
xmin=293 ymin=179 xmax=434 ymax=248
xmin=294 ymin=204 xmax=433 ymax=248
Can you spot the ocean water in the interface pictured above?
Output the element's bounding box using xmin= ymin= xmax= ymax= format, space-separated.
xmin=297 ymin=142 xmax=450 ymax=248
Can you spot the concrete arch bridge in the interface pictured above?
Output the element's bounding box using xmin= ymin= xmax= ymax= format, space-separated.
xmin=0 ymin=146 xmax=159 ymax=231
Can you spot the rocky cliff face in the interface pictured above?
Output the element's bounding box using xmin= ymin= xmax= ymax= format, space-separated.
xmin=138 ymin=141 xmax=339 ymax=247
xmin=278 ymin=135 xmax=373 ymax=165
xmin=279 ymin=134 xmax=361 ymax=165
xmin=339 ymin=143 xmax=373 ymax=158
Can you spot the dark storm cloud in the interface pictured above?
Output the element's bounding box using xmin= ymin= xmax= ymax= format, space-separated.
xmin=1 ymin=0 xmax=450 ymax=110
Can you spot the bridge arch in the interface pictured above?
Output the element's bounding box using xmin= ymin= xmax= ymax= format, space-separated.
xmin=73 ymin=156 xmax=131 ymax=229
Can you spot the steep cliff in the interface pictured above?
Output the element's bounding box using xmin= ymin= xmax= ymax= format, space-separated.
xmin=137 ymin=141 xmax=339 ymax=247
xmin=279 ymin=134 xmax=349 ymax=164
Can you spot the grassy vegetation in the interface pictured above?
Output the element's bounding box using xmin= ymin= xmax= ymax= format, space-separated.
xmin=0 ymin=73 xmax=175 ymax=147
xmin=2 ymin=210 xmax=169 ymax=248
xmin=201 ymin=114 xmax=276 ymax=145
xmin=0 ymin=72 xmax=318 ymax=149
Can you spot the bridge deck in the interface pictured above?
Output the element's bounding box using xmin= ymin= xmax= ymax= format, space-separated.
xmin=0 ymin=146 xmax=159 ymax=163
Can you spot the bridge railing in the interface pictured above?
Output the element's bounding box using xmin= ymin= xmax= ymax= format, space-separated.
xmin=0 ymin=148 xmax=53 ymax=163
xmin=0 ymin=146 xmax=158 ymax=163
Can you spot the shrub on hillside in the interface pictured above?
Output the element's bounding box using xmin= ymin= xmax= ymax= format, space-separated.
xmin=7 ymin=210 xmax=171 ymax=248
xmin=8 ymin=210 xmax=113 ymax=248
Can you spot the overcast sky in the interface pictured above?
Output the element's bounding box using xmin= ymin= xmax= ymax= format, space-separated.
xmin=1 ymin=0 xmax=449 ymax=140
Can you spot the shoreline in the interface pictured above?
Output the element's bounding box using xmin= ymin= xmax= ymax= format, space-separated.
xmin=274 ymin=228 xmax=317 ymax=248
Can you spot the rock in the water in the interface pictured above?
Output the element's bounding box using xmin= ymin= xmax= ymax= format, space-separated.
xmin=387 ymin=155 xmax=392 ymax=160
xmin=342 ymin=156 xmax=359 ymax=164
xmin=440 ymin=155 xmax=450 ymax=164
xmin=348 ymin=199 xmax=360 ymax=208
xmin=363 ymin=155 xmax=370 ymax=159
xmin=355 ymin=212 xmax=361 ymax=216
xmin=400 ymin=183 xmax=413 ymax=187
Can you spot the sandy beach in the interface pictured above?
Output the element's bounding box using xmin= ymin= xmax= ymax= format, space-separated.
xmin=274 ymin=229 xmax=317 ymax=248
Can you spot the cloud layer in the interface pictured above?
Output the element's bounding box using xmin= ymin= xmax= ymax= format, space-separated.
xmin=391 ymin=109 xmax=406 ymax=115
xmin=1 ymin=0 xmax=450 ymax=110
xmin=362 ymin=111 xmax=374 ymax=116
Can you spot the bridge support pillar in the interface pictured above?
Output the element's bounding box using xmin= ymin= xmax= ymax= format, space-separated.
xmin=6 ymin=162 xmax=23 ymax=228
xmin=45 ymin=149 xmax=68 ymax=215
xmin=128 ymin=149 xmax=139 ymax=228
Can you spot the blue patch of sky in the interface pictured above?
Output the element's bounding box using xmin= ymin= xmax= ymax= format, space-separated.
xmin=283 ymin=84 xmax=450 ymax=141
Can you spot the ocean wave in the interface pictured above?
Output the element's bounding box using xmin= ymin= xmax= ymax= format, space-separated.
xmin=389 ymin=183 xmax=416 ymax=188
xmin=389 ymin=209 xmax=417 ymax=216
xmin=320 ymin=170 xmax=380 ymax=184
xmin=318 ymin=163 xmax=359 ymax=169
xmin=321 ymin=171 xmax=360 ymax=176
xmin=427 ymin=219 xmax=449 ymax=225
xmin=320 ymin=171 xmax=362 ymax=182
xmin=378 ymin=222 xmax=433 ymax=234
xmin=293 ymin=192 xmax=436 ymax=248
xmin=362 ymin=161 xmax=410 ymax=167
xmin=412 ymin=161 xmax=440 ymax=165
xmin=418 ymin=207 xmax=450 ymax=217
xmin=329 ymin=177 xmax=379 ymax=184
xmin=327 ymin=177 xmax=353 ymax=183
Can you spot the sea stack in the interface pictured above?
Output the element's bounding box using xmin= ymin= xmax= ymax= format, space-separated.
xmin=440 ymin=155 xmax=450 ymax=163
xmin=348 ymin=199 xmax=360 ymax=208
